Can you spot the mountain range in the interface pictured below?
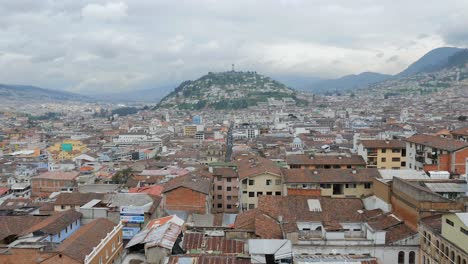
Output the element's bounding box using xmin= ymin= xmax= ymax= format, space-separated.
xmin=283 ymin=47 xmax=466 ymax=93
xmin=0 ymin=84 xmax=90 ymax=102
xmin=0 ymin=46 xmax=467 ymax=102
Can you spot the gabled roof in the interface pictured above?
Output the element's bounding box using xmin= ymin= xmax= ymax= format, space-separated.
xmin=235 ymin=156 xmax=282 ymax=180
xmin=22 ymin=209 xmax=82 ymax=236
xmin=54 ymin=192 xmax=105 ymax=206
xmin=163 ymin=174 xmax=211 ymax=195
xmin=0 ymin=215 xmax=47 ymax=241
xmin=58 ymin=218 xmax=117 ymax=262
xmin=282 ymin=168 xmax=380 ymax=183
xmin=360 ymin=140 xmax=406 ymax=149
xmin=405 ymin=134 xmax=468 ymax=152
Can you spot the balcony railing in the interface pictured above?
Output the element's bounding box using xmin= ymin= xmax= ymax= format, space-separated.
xmin=298 ymin=230 xmax=323 ymax=239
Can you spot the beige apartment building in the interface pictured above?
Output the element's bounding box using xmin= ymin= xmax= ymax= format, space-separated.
xmin=236 ymin=156 xmax=283 ymax=211
xmin=357 ymin=140 xmax=406 ymax=169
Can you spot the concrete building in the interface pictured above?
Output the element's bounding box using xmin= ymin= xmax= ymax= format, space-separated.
xmin=282 ymin=168 xmax=378 ymax=198
xmin=419 ymin=213 xmax=468 ymax=264
xmin=405 ymin=134 xmax=468 ymax=174
xmin=212 ymin=167 xmax=239 ymax=213
xmin=236 ymin=156 xmax=283 ymax=211
xmin=357 ymin=140 xmax=407 ymax=169
xmin=287 ymin=153 xmax=366 ymax=169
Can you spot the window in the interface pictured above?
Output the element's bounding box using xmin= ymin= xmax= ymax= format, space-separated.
xmin=392 ymin=149 xmax=400 ymax=153
xmin=275 ymin=191 xmax=281 ymax=196
xmin=217 ymin=186 xmax=222 ymax=190
xmin=106 ymin=249 xmax=109 ymax=259
xmin=217 ymin=203 xmax=222 ymax=208
xmin=118 ymin=235 xmax=121 ymax=244
xmin=345 ymin=183 xmax=356 ymax=188
xmin=364 ymin=183 xmax=371 ymax=189
xmin=392 ymin=157 xmax=400 ymax=162
xmin=112 ymin=242 xmax=116 ymax=251
xmin=217 ymin=176 xmax=222 ymax=181
xmin=242 ymin=191 xmax=247 ymax=194
xmin=227 ymin=195 xmax=232 ymax=200
xmin=248 ymin=204 xmax=255 ymax=209
xmin=320 ymin=184 xmax=331 ymax=189
xmin=248 ymin=192 xmax=255 ymax=197
xmin=267 ymin=192 xmax=272 ymax=195
xmin=249 ymin=180 xmax=254 ymax=185
xmin=266 ymin=179 xmax=272 ymax=185
xmin=275 ymin=179 xmax=281 ymax=185
xmin=381 ymin=149 xmax=386 ymax=153
xmin=457 ymin=256 xmax=461 ymax=264
xmin=257 ymin=192 xmax=263 ymax=196
xmin=217 ymin=195 xmax=222 ymax=199
xmin=398 ymin=251 xmax=404 ymax=264
xmin=61 ymin=205 xmax=66 ymax=209
xmin=227 ymin=186 xmax=232 ymax=191
xmin=99 ymin=256 xmax=103 ymax=264
xmin=446 ymin=219 xmax=454 ymax=226
xmin=461 ymin=227 xmax=468 ymax=235
xmin=381 ymin=157 xmax=386 ymax=162
xmin=227 ymin=178 xmax=231 ymax=182
xmin=401 ymin=161 xmax=406 ymax=167
xmin=227 ymin=204 xmax=232 ymax=209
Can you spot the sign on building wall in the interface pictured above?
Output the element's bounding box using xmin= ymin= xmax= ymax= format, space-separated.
xmin=122 ymin=227 xmax=141 ymax=239
xmin=120 ymin=206 xmax=145 ymax=223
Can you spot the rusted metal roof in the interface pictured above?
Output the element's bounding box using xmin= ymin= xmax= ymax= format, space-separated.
xmin=183 ymin=232 xmax=245 ymax=254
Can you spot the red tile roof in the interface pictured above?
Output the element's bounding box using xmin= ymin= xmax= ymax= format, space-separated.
xmin=58 ymin=218 xmax=117 ymax=263
xmin=282 ymin=168 xmax=380 ymax=183
xmin=286 ymin=154 xmax=366 ymax=166
xmin=235 ymin=156 xmax=282 ymax=180
xmin=405 ymin=134 xmax=468 ymax=152
xmin=360 ymin=140 xmax=406 ymax=149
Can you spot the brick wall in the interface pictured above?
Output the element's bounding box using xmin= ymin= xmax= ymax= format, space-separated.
xmin=164 ymin=187 xmax=208 ymax=214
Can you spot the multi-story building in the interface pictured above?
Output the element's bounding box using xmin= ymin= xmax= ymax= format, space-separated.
xmin=236 ymin=156 xmax=283 ymax=211
xmin=405 ymin=134 xmax=468 ymax=174
xmin=31 ymin=171 xmax=79 ymax=198
xmin=212 ymin=167 xmax=239 ymax=213
xmin=47 ymin=140 xmax=88 ymax=161
xmin=357 ymin=140 xmax=407 ymax=169
xmin=282 ymin=168 xmax=378 ymax=198
xmin=162 ymin=174 xmax=212 ymax=214
xmin=184 ymin=125 xmax=204 ymax=137
xmin=419 ymin=213 xmax=468 ymax=264
xmin=287 ymin=153 xmax=366 ymax=169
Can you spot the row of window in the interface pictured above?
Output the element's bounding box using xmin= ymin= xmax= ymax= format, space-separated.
xmin=422 ymin=230 xmax=467 ymax=264
xmin=246 ymin=179 xmax=282 ymax=185
xmin=246 ymin=191 xmax=282 ymax=197
xmin=380 ymin=157 xmax=402 ymax=162
xmin=397 ymin=251 xmax=416 ymax=264
xmin=215 ymin=195 xmax=237 ymax=200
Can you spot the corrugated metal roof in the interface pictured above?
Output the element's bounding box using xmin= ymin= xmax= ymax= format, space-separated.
xmin=424 ymin=182 xmax=467 ymax=193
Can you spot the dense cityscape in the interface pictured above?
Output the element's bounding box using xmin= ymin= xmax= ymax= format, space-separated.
xmin=0 ymin=1 xmax=468 ymax=264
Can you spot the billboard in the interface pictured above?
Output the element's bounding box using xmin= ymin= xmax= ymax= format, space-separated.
xmin=120 ymin=206 xmax=145 ymax=215
xmin=120 ymin=215 xmax=145 ymax=223
xmin=120 ymin=206 xmax=145 ymax=223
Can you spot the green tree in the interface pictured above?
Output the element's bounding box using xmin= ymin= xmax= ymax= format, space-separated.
xmin=112 ymin=168 xmax=133 ymax=184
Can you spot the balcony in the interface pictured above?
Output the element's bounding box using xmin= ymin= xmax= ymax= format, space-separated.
xmin=367 ymin=151 xmax=378 ymax=157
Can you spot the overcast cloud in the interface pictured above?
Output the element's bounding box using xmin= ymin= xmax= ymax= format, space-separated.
xmin=0 ymin=0 xmax=467 ymax=93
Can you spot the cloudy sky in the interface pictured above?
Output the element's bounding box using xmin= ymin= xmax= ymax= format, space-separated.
xmin=0 ymin=0 xmax=467 ymax=94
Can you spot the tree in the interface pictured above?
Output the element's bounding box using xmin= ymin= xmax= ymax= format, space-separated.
xmin=112 ymin=168 xmax=133 ymax=184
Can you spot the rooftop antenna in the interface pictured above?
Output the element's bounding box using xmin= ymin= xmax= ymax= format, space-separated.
xmin=232 ymin=64 xmax=235 ymax=72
